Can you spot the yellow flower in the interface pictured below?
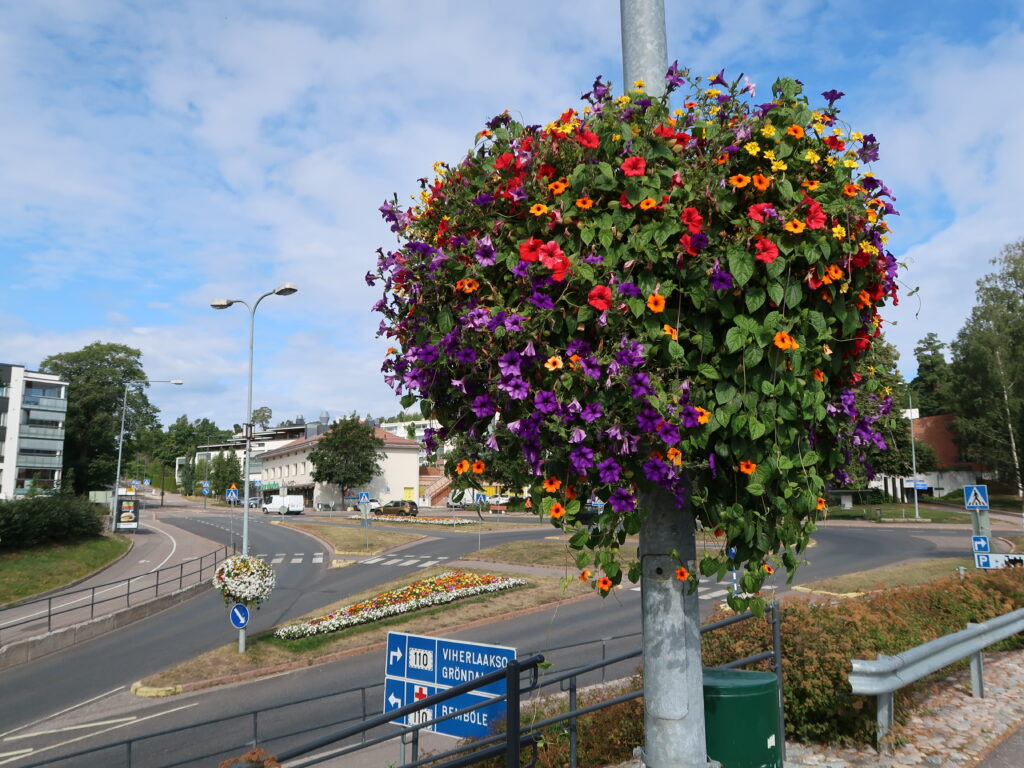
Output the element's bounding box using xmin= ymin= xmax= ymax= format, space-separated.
xmin=762 ymin=149 xmax=776 ymax=161
xmin=662 ymin=324 xmax=678 ymax=340
xmin=804 ymin=149 xmax=821 ymax=163
xmin=744 ymin=141 xmax=761 ymax=156
xmin=832 ymin=128 xmax=844 ymax=136
xmin=771 ymin=160 xmax=788 ymax=172
xmin=706 ymin=88 xmax=721 ymax=97
xmin=811 ymin=111 xmax=824 ymax=121
xmin=822 ymin=343 xmax=833 ymax=357
xmin=843 ymin=159 xmax=859 ymax=169
xmin=832 ymin=224 xmax=846 ymax=239
xmin=631 ymin=124 xmax=641 ymax=136
xmin=839 ymin=282 xmax=849 ymax=294
xmin=544 ymin=355 xmax=564 ymax=371
xmin=612 ymin=133 xmax=621 ymax=142
xmin=760 ymin=124 xmax=777 ymax=138
xmin=673 ymin=108 xmax=684 ymax=116
xmin=825 ymin=156 xmax=837 ymax=167
xmin=784 ymin=219 xmax=807 ymax=234
xmin=852 ymin=131 xmax=864 ymax=141
xmin=709 ymin=105 xmax=720 ymax=115
xmin=616 ymin=95 xmax=631 ymax=106
xmin=811 ymin=122 xmax=825 ymax=134
xmin=633 ymin=79 xmax=646 ymax=89
xmin=860 ymin=242 xmax=880 ymax=255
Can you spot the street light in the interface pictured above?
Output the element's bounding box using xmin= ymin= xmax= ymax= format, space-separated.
xmin=212 ymin=282 xmax=298 ymax=654
xmin=112 ymin=379 xmax=183 ymax=529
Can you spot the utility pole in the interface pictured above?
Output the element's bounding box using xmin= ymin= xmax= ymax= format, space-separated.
xmin=909 ymin=392 xmax=920 ymax=520
xmin=621 ymin=3 xmax=709 ymax=766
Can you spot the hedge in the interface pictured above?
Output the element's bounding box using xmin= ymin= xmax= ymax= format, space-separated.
xmin=0 ymin=495 xmax=105 ymax=549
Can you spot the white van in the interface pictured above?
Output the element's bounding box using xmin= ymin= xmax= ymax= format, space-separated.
xmin=263 ymin=495 xmax=305 ymax=515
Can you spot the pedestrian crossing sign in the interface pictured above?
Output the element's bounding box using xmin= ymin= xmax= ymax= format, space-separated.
xmin=359 ymin=491 xmax=371 ymax=503
xmin=963 ymin=485 xmax=989 ymax=510
xmin=226 ymin=488 xmax=239 ymax=501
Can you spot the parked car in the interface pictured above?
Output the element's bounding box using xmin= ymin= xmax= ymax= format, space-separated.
xmin=489 ymin=493 xmax=511 ymax=505
xmin=375 ymin=500 xmax=419 ymax=517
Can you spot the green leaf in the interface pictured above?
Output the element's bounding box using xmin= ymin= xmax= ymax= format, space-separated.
xmin=743 ymin=345 xmax=763 ymax=368
xmin=598 ymin=161 xmax=614 ymax=180
xmin=697 ymin=362 xmax=720 ymax=380
xmin=748 ymin=418 xmax=767 ymax=440
xmin=599 ymin=229 xmax=613 ymax=249
xmin=746 ymin=482 xmax=765 ymax=496
xmin=581 ymin=226 xmax=595 ymax=246
xmin=727 ymin=248 xmax=755 ymax=287
xmin=777 ymin=178 xmax=795 ymax=201
xmin=667 ymin=340 xmax=685 ymax=360
xmin=400 ymin=394 xmax=417 ymax=409
xmin=575 ymin=263 xmax=596 ymax=284
xmin=765 ymin=258 xmax=787 ymax=280
xmin=725 ymin=326 xmax=748 ymax=353
xmin=419 ymin=399 xmax=433 ymax=419
xmin=734 ymin=314 xmax=760 ymax=334
xmin=577 ymin=305 xmax=595 ymax=324
xmin=745 ymin=287 xmax=766 ymax=313
xmin=715 ymin=382 xmax=738 ymax=405
xmin=808 ymin=311 xmax=827 ymax=337
xmin=767 ymin=282 xmax=784 ymax=307
xmin=784 ymin=281 xmax=803 ymax=309
xmin=437 ymin=308 xmax=454 ymax=334
xmin=760 ymin=380 xmax=775 ymax=396
xmin=569 ymin=530 xmax=589 ymax=548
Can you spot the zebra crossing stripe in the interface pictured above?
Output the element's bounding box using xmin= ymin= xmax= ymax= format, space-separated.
xmin=362 ymin=557 xmax=385 ymax=564
xmin=417 ymin=560 xmax=440 ymax=568
xmin=398 ymin=559 xmax=420 ymax=566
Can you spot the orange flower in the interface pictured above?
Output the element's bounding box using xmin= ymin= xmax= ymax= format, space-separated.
xmin=826 ymin=264 xmax=844 ymax=281
xmin=646 ymin=293 xmax=666 ymax=313
xmin=639 ymin=197 xmax=658 ymax=210
xmin=728 ymin=173 xmax=751 ymax=188
xmin=597 ymin=576 xmax=613 ymax=592
xmin=842 ymin=183 xmax=861 ymax=198
xmin=579 ymin=569 xmax=592 ymax=582
xmin=575 ymin=196 xmax=593 ymax=210
xmin=713 ymin=527 xmax=725 ymax=537
xmin=662 ymin=324 xmax=678 ymax=340
xmin=715 ymin=153 xmax=729 ymax=165
xmin=762 ymin=563 xmax=775 ymax=575
xmin=529 ymin=203 xmax=549 ymax=216
xmin=695 ymin=406 xmax=711 ymax=425
xmin=544 ymin=355 xmax=564 ymax=371
xmin=739 ymin=460 xmax=757 ymax=475
xmin=667 ymin=447 xmax=683 ymax=466
xmin=568 ymin=354 xmax=582 ymax=370
xmin=675 ymin=566 xmax=690 ymax=581
xmin=784 ymin=219 xmax=807 ymax=234
xmin=543 ymin=477 xmax=562 ymax=493
xmin=455 ymin=279 xmax=466 ymax=292
xmin=565 ymin=485 xmax=578 ymax=500
xmin=471 ymin=460 xmax=486 ymax=474
xmin=816 ymin=497 xmax=827 ymax=511
xmin=387 ymin=347 xmax=397 ymax=354
xmin=801 ymin=179 xmax=820 ymax=190
xmin=751 ymin=173 xmax=771 ymax=191
xmin=787 ymin=124 xmax=805 ymax=139
xmin=550 ymin=502 xmax=566 ymax=519
xmin=856 ymin=289 xmax=872 ymax=309
xmin=548 ymin=179 xmax=568 ymax=195
xmin=461 ymin=279 xmax=479 ymax=293
xmin=813 ymin=368 xmax=825 ymax=383
xmin=773 ymin=331 xmax=799 ymax=350
xmin=455 ymin=460 xmax=470 ymax=475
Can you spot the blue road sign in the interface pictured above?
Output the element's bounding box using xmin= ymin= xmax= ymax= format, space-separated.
xmin=226 ymin=488 xmax=239 ymax=502
xmin=972 ymin=536 xmax=990 ymax=554
xmin=964 ymin=485 xmax=989 ymax=510
xmin=359 ymin=491 xmax=371 ymax=504
xmin=384 ymin=631 xmax=515 ymax=739
xmin=202 ymin=487 xmax=210 ymax=496
xmin=229 ymin=603 xmax=250 ymax=628
xmin=475 ymin=493 xmax=487 ymax=505
xmin=202 ymin=480 xmax=211 ymax=489
xmin=975 ymin=553 xmax=992 ymax=569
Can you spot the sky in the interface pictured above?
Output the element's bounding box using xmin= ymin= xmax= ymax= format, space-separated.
xmin=2 ymin=0 xmax=1023 ymax=430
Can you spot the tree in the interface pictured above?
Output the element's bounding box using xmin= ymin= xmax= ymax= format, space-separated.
xmin=950 ymin=239 xmax=1024 ymax=497
xmin=910 ymin=333 xmax=953 ymax=417
xmin=251 ymin=406 xmax=273 ymax=430
xmin=308 ymin=417 xmax=385 ymax=500
xmin=40 ymin=342 xmax=157 ymax=495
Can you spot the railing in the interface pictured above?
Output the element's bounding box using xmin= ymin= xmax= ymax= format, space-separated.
xmin=16 ymin=604 xmax=783 ymax=768
xmin=15 ymin=453 xmax=63 ymax=469
xmin=21 ymin=394 xmax=67 ymax=412
xmin=18 ymin=424 xmax=65 ymax=440
xmin=848 ymin=606 xmax=1024 ymax=751
xmin=0 ymin=545 xmax=235 ymax=645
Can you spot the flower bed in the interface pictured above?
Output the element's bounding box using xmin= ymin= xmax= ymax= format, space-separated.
xmin=347 ymin=514 xmax=476 ymax=526
xmin=274 ymin=570 xmax=525 ymax=640
xmin=212 ymin=554 xmax=276 ymax=608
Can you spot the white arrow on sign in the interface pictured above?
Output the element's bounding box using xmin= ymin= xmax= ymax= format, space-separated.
xmin=389 ymin=647 xmax=403 ymax=665
xmin=388 ymin=693 xmax=402 ymax=708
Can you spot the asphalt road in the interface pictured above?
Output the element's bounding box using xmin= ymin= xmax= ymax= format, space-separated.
xmin=1 ymin=517 xmax=979 ymax=766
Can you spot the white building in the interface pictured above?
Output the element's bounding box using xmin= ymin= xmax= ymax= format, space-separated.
xmin=258 ymin=426 xmax=420 ymax=509
xmin=379 ymin=418 xmax=446 ymax=463
xmin=0 ymin=364 xmax=68 ymax=500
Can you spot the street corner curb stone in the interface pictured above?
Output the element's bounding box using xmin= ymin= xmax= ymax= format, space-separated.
xmin=131 ymin=680 xmax=182 ymax=698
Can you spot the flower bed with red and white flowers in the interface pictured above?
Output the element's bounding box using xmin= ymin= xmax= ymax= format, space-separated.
xmin=274 ymin=570 xmax=525 ymax=640
xmin=347 ymin=514 xmax=476 ymax=526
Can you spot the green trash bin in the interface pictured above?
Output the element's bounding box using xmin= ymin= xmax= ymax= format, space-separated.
xmin=703 ymin=667 xmax=782 ymax=768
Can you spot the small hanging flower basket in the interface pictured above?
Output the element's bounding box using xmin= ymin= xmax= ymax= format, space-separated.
xmin=212 ymin=554 xmax=276 ymax=608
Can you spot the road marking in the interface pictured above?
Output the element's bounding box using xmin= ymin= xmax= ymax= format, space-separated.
xmin=312 ymin=554 xmax=324 ymax=564
xmin=381 ymin=558 xmax=402 ymax=565
xmin=290 ymin=557 xmax=303 ymax=564
xmin=361 ymin=557 xmax=385 ymax=564
xmin=5 ymin=716 xmax=137 ymax=740
xmin=417 ymin=560 xmax=440 ymax=568
xmin=398 ymin=559 xmax=419 ymax=566
xmin=144 ymin=520 xmax=179 ymax=572
xmin=0 ymin=686 xmax=126 ymax=740
xmin=0 ymin=750 xmax=31 ymax=759
xmin=275 ymin=553 xmax=286 ymax=557
xmin=0 ymin=703 xmax=198 ymax=766
xmin=702 ymin=589 xmax=729 ymax=600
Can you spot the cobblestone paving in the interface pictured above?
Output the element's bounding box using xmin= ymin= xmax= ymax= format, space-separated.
xmin=609 ymin=649 xmax=1024 ymax=768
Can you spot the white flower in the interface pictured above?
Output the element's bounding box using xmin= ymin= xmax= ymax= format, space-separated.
xmin=346 ymin=515 xmax=476 ymax=526
xmin=213 ymin=555 xmax=276 ymax=608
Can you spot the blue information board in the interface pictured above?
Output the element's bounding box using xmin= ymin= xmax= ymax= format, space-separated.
xmin=383 ymin=631 xmax=515 ymax=739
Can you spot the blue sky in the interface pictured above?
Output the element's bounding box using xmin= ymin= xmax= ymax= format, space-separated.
xmin=2 ymin=0 xmax=1023 ymax=429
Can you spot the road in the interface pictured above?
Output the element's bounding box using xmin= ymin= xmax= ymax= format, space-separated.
xmin=0 ymin=513 xmax=983 ymax=767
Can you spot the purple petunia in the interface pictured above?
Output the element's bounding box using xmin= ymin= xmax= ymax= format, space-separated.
xmin=582 ymin=252 xmax=603 ymax=265
xmin=529 ymin=292 xmax=555 ymax=310
xmin=597 ymin=457 xmax=621 ymax=483
xmin=658 ymin=423 xmax=681 ymax=445
xmin=498 ymin=376 xmax=529 ymax=400
xmin=473 ymin=235 xmax=497 ymax=266
xmin=821 ymin=89 xmax=845 ymax=107
xmin=579 ymin=402 xmax=603 ymax=423
xmin=617 ymin=282 xmax=642 ymax=298
xmin=471 ymin=394 xmax=496 ymax=418
xmin=637 ymin=407 xmax=660 ymax=432
xmin=569 ymin=445 xmax=594 ymax=474
xmin=609 ymin=488 xmax=636 ymax=513
xmin=471 ymin=192 xmax=495 ymax=206
xmin=534 ymin=390 xmax=559 ymax=414
xmin=681 ymin=405 xmax=700 ymax=428
xmin=628 ymin=372 xmax=654 ymax=397
xmin=643 ymin=457 xmax=671 ymax=484
xmin=498 ymin=350 xmax=521 ymax=377
xmin=709 ymin=266 xmax=733 ymax=291
xmin=512 ymin=260 xmax=530 ymax=278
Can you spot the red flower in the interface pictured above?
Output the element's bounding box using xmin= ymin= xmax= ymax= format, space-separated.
xmin=536 ymin=163 xmax=557 ymax=179
xmin=748 ymin=203 xmax=774 ymax=223
xmin=679 ymin=207 xmax=703 ymax=234
xmin=618 ymin=192 xmax=633 ymax=210
xmin=679 ymin=234 xmax=698 ymax=256
xmin=653 ymin=124 xmax=675 ymax=138
xmin=621 ymin=156 xmax=647 ymax=177
xmin=493 ymin=152 xmax=514 ymax=171
xmin=577 ymin=127 xmax=600 ymax=149
xmin=588 ymin=285 xmax=613 ymax=312
xmin=753 ymin=237 xmax=779 ymax=264
xmin=803 ymin=195 xmax=827 ymax=230
xmin=823 ymin=135 xmax=846 ymax=152
xmin=539 ymin=241 xmax=570 ymax=281
xmin=519 ymin=237 xmax=543 ymax=262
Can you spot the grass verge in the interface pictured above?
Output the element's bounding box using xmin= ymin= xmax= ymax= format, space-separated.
xmin=798 ymin=557 xmax=974 ymax=594
xmin=276 ymin=522 xmax=424 ymax=554
xmin=0 ymin=534 xmax=131 ymax=605
xmin=140 ymin=566 xmax=590 ymax=688
xmin=823 ymin=504 xmax=974 ymax=524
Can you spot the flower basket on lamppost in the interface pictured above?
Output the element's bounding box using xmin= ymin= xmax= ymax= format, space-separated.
xmin=212 ymin=554 xmax=276 ymax=609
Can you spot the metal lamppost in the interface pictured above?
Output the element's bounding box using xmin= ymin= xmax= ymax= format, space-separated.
xmin=212 ymin=282 xmax=298 ymax=653
xmin=111 ymin=379 xmax=183 ymax=529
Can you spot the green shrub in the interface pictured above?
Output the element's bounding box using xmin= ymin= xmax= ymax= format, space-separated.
xmin=0 ymin=495 xmax=104 ymax=549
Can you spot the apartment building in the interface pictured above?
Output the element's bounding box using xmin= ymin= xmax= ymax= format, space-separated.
xmin=0 ymin=364 xmax=68 ymax=500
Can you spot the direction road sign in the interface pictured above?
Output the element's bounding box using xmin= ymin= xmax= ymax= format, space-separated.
xmin=972 ymin=536 xmax=990 ymax=554
xmin=359 ymin=491 xmax=371 ymax=504
xmin=383 ymin=631 xmax=515 ymax=739
xmin=964 ymin=485 xmax=989 ymax=510
xmin=202 ymin=487 xmax=210 ymax=496
xmin=226 ymin=488 xmax=239 ymax=502
xmin=229 ymin=603 xmax=250 ymax=628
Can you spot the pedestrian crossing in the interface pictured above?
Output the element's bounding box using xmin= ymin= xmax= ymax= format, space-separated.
xmin=628 ymin=585 xmax=732 ymax=601
xmin=255 ymin=552 xmax=325 ymax=566
xmin=358 ymin=555 xmax=450 ymax=568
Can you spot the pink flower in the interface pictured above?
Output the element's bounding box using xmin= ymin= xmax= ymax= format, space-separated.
xmin=539 ymin=241 xmax=571 ymax=281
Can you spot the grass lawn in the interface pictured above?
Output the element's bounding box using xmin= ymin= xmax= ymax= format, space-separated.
xmin=0 ymin=534 xmax=131 ymax=605
xmin=823 ymin=504 xmax=974 ymax=524
xmin=798 ymin=556 xmax=975 ymax=595
xmin=140 ymin=566 xmax=591 ymax=688
xmin=275 ymin=522 xmax=424 ymax=555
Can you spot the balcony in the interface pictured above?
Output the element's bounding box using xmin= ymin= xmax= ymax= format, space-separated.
xmin=19 ymin=425 xmax=65 ymax=440
xmin=17 ymin=453 xmax=63 ymax=469
xmin=21 ymin=394 xmax=67 ymax=413
xmin=0 ymin=386 xmax=8 ymax=397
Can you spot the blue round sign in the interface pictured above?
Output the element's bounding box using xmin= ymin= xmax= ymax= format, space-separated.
xmin=229 ymin=603 xmax=250 ymax=629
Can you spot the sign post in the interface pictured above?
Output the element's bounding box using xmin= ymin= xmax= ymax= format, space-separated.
xmin=359 ymin=491 xmax=371 ymax=549
xmin=383 ymin=631 xmax=515 ymax=740
xmin=964 ymin=485 xmax=991 ymax=540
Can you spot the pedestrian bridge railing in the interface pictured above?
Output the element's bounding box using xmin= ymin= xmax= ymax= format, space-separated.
xmin=848 ymin=606 xmax=1024 ymax=751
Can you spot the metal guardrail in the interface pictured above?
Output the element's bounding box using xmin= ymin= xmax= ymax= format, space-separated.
xmin=0 ymin=545 xmax=235 ymax=644
xmin=848 ymin=606 xmax=1024 ymax=750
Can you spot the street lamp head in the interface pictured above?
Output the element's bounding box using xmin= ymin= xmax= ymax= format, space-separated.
xmin=210 ymin=299 xmax=234 ymax=309
xmin=170 ymin=380 xmax=184 ymax=386
xmin=273 ymin=282 xmax=298 ymax=297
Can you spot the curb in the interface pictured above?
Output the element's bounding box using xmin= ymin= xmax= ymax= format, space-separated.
xmin=791 ymin=585 xmax=864 ymax=598
xmin=131 ymin=681 xmax=182 ymax=697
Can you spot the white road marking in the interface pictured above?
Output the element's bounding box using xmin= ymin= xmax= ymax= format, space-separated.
xmin=398 ymin=559 xmax=419 ymax=566
xmin=417 ymin=560 xmax=440 ymax=568
xmin=144 ymin=521 xmax=179 ymax=572
xmin=0 ymin=686 xmax=126 ymax=739
xmin=5 ymin=716 xmax=137 ymax=740
xmin=290 ymin=557 xmax=303 ymax=564
xmin=361 ymin=557 xmax=385 ymax=564
xmin=702 ymin=589 xmax=729 ymax=600
xmin=271 ymin=557 xmax=284 ymax=564
xmin=381 ymin=558 xmax=402 ymax=565
xmin=0 ymin=750 xmax=31 ymax=759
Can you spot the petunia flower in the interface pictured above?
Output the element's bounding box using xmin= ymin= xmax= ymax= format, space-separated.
xmin=754 ymin=237 xmax=779 ymax=264
xmin=520 ymin=238 xmax=543 ymax=262
xmin=588 ymin=285 xmax=613 ymax=312
xmin=709 ymin=266 xmax=733 ymax=291
xmin=680 ymin=207 xmax=703 ymax=234
xmin=621 ymin=156 xmax=647 ymax=176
